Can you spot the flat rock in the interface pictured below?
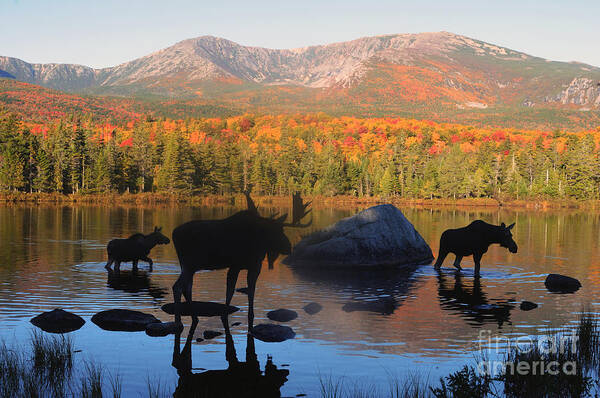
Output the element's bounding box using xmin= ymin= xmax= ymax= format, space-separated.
xmin=284 ymin=204 xmax=433 ymax=267
xmin=544 ymin=274 xmax=582 ymax=293
xmin=303 ymin=302 xmax=323 ymax=315
xmin=161 ymin=301 xmax=239 ymax=317
xmin=342 ymin=297 xmax=397 ymax=315
xmin=231 ymin=322 xmax=242 ymax=327
xmin=30 ymin=308 xmax=85 ymax=334
xmin=520 ymin=301 xmax=538 ymax=311
xmin=251 ymin=324 xmax=296 ymax=342
xmin=145 ymin=321 xmax=183 ymax=337
xmin=91 ymin=309 xmax=159 ymax=332
xmin=267 ymin=309 xmax=298 ymax=322
xmin=203 ymin=330 xmax=222 ymax=340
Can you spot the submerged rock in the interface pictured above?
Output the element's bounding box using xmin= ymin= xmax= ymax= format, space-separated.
xmin=161 ymin=301 xmax=239 ymax=317
xmin=203 ymin=330 xmax=222 ymax=340
xmin=145 ymin=321 xmax=183 ymax=337
xmin=92 ymin=309 xmax=159 ymax=332
xmin=544 ymin=274 xmax=581 ymax=293
xmin=251 ymin=324 xmax=296 ymax=342
xmin=342 ymin=297 xmax=397 ymax=315
xmin=303 ymin=302 xmax=323 ymax=315
xmin=284 ymin=204 xmax=433 ymax=267
xmin=30 ymin=308 xmax=85 ymax=333
xmin=267 ymin=309 xmax=298 ymax=322
xmin=520 ymin=301 xmax=538 ymax=311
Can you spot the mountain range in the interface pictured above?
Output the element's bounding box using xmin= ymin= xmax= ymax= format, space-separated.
xmin=1 ymin=32 xmax=599 ymax=128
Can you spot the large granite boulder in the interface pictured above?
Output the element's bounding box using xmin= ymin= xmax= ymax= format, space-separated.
xmin=30 ymin=308 xmax=85 ymax=333
xmin=284 ymin=204 xmax=433 ymax=267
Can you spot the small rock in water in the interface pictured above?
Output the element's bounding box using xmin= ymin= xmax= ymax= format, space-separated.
xmin=92 ymin=309 xmax=159 ymax=332
xmin=520 ymin=301 xmax=538 ymax=311
xmin=236 ymin=287 xmax=249 ymax=295
xmin=196 ymin=338 xmax=204 ymax=343
xmin=203 ymin=330 xmax=222 ymax=340
xmin=267 ymin=309 xmax=298 ymax=322
xmin=161 ymin=301 xmax=238 ymax=317
xmin=342 ymin=297 xmax=396 ymax=315
xmin=303 ymin=302 xmax=322 ymax=315
xmin=30 ymin=308 xmax=85 ymax=333
xmin=145 ymin=321 xmax=183 ymax=337
xmin=544 ymin=274 xmax=582 ymax=293
xmin=251 ymin=324 xmax=296 ymax=342
xmin=231 ymin=322 xmax=242 ymax=327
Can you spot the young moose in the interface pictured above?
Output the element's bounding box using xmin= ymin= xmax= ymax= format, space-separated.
xmin=105 ymin=226 xmax=170 ymax=272
xmin=171 ymin=191 xmax=311 ymax=327
xmin=433 ymin=220 xmax=517 ymax=275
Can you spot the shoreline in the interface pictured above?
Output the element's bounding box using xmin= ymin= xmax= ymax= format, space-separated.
xmin=0 ymin=192 xmax=596 ymax=211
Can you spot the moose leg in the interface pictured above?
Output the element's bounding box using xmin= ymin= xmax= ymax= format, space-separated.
xmin=114 ymin=261 xmax=121 ymax=273
xmin=453 ymin=255 xmax=463 ymax=271
xmin=132 ymin=259 xmax=139 ymax=273
xmin=173 ymin=270 xmax=193 ymax=324
xmin=246 ymin=263 xmax=262 ymax=330
xmin=434 ymin=247 xmax=449 ymax=269
xmin=142 ymin=256 xmax=153 ymax=272
xmin=225 ymin=268 xmax=240 ymax=307
xmin=104 ymin=258 xmax=113 ymax=270
xmin=473 ymin=252 xmax=483 ymax=276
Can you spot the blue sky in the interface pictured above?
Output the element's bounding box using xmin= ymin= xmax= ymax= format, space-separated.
xmin=1 ymin=0 xmax=598 ymax=68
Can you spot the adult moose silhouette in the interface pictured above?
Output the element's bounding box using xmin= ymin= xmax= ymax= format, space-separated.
xmin=433 ymin=220 xmax=517 ymax=275
xmin=171 ymin=190 xmax=311 ymax=326
xmin=171 ymin=315 xmax=289 ymax=397
xmin=105 ymin=226 xmax=170 ymax=272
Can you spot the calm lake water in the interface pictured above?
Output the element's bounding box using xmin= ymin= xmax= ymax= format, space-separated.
xmin=1 ymin=204 xmax=599 ymax=396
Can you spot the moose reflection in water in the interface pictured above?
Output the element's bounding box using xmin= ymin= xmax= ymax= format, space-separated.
xmin=436 ymin=270 xmax=514 ymax=328
xmin=106 ymin=269 xmax=168 ymax=299
xmin=434 ymin=220 xmax=518 ymax=275
xmin=171 ymin=192 xmax=311 ymax=326
xmin=105 ymin=226 xmax=170 ymax=272
xmin=172 ymin=315 xmax=289 ymax=397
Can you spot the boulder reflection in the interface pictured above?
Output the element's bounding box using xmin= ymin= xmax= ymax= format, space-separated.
xmin=436 ymin=270 xmax=514 ymax=328
xmin=172 ymin=316 xmax=289 ymax=398
xmin=291 ymin=265 xmax=421 ymax=315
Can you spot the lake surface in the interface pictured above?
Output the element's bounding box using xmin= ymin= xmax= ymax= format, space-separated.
xmin=1 ymin=204 xmax=599 ymax=396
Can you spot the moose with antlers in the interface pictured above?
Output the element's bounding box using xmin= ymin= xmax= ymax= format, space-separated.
xmin=171 ymin=190 xmax=311 ymax=326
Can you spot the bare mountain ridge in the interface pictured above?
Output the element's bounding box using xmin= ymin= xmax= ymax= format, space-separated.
xmin=1 ymin=32 xmax=600 ymax=108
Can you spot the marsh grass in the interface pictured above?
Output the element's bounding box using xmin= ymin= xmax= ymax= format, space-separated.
xmin=146 ymin=375 xmax=171 ymax=398
xmin=78 ymin=361 xmax=104 ymax=398
xmin=0 ymin=333 xmax=126 ymax=398
xmin=319 ymin=314 xmax=600 ymax=398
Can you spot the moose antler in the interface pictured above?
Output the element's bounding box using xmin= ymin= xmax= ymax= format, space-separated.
xmin=283 ymin=192 xmax=312 ymax=227
xmin=243 ymin=185 xmax=259 ymax=215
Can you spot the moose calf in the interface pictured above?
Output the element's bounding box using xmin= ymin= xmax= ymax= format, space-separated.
xmin=105 ymin=226 xmax=170 ymax=272
xmin=433 ymin=220 xmax=517 ymax=275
